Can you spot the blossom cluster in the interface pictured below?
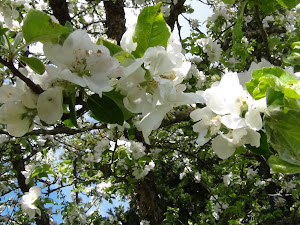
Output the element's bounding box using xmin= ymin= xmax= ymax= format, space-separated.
xmin=190 ymin=72 xmax=266 ymax=159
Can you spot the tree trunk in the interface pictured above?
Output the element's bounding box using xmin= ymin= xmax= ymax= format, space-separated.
xmin=103 ymin=0 xmax=126 ymax=44
xmin=48 ymin=0 xmax=71 ymax=26
xmin=135 ymin=172 xmax=163 ymax=225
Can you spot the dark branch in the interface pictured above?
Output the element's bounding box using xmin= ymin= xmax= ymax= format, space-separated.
xmin=0 ymin=56 xmax=44 ymax=94
xmin=166 ymin=0 xmax=186 ymax=31
xmin=48 ymin=0 xmax=72 ymax=25
xmin=103 ymin=0 xmax=126 ymax=44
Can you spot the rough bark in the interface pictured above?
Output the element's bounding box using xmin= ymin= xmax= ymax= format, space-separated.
xmin=48 ymin=0 xmax=71 ymax=26
xmin=103 ymin=0 xmax=126 ymax=44
xmin=166 ymin=0 xmax=186 ymax=31
xmin=135 ymin=172 xmax=163 ymax=225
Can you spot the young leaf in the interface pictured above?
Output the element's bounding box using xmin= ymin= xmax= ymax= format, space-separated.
xmin=264 ymin=106 xmax=300 ymax=166
xmin=97 ymin=38 xmax=123 ymax=56
xmin=246 ymin=67 xmax=299 ymax=99
xmin=87 ymin=94 xmax=124 ymax=125
xmin=268 ymin=155 xmax=300 ymax=174
xmin=132 ymin=2 xmax=171 ymax=58
xmin=20 ymin=56 xmax=45 ymax=75
xmin=22 ymin=9 xmax=71 ymax=44
xmin=276 ymin=0 xmax=300 ymax=9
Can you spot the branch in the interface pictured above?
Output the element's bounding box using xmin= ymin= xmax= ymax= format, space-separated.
xmin=160 ymin=107 xmax=195 ymax=128
xmin=103 ymin=0 xmax=126 ymax=44
xmin=254 ymin=5 xmax=272 ymax=63
xmin=48 ymin=0 xmax=71 ymax=25
xmin=166 ymin=0 xmax=186 ymax=31
xmin=0 ymin=124 xmax=106 ymax=136
xmin=0 ymin=56 xmax=44 ymax=94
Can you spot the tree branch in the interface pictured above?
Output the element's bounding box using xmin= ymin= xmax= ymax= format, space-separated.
xmin=0 ymin=56 xmax=44 ymax=94
xmin=103 ymin=0 xmax=126 ymax=44
xmin=48 ymin=0 xmax=71 ymax=26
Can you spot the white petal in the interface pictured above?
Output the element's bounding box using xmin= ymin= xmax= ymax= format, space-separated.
xmin=211 ymin=134 xmax=236 ymax=159
xmin=7 ymin=117 xmax=33 ymax=137
xmin=37 ymin=87 xmax=63 ymax=124
xmin=135 ymin=106 xmax=171 ymax=144
xmin=221 ymin=115 xmax=247 ymax=129
xmin=245 ymin=109 xmax=262 ymax=130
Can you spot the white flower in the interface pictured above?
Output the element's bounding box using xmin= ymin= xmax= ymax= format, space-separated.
xmin=197 ymin=38 xmax=222 ymax=62
xmin=247 ymin=168 xmax=258 ymax=179
xmin=140 ymin=220 xmax=150 ymax=225
xmin=44 ymin=29 xmax=123 ymax=96
xmin=119 ymin=36 xmax=204 ymax=143
xmin=0 ymin=102 xmax=33 ymax=137
xmin=20 ymin=186 xmax=41 ymax=219
xmin=37 ymin=87 xmax=63 ymax=124
xmin=190 ymin=107 xmax=222 ymax=146
xmin=120 ymin=24 xmax=137 ymax=53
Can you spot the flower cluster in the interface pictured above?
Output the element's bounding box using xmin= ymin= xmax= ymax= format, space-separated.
xmin=119 ymin=35 xmax=203 ymax=143
xmin=44 ymin=29 xmax=123 ymax=97
xmin=0 ymin=80 xmax=63 ymax=136
xmin=19 ymin=186 xmax=41 ymax=220
xmin=190 ymin=72 xmax=266 ymax=159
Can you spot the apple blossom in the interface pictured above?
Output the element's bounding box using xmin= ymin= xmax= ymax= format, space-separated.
xmin=37 ymin=87 xmax=63 ymax=124
xmin=20 ymin=186 xmax=41 ymax=219
xmin=44 ymin=29 xmax=124 ymax=96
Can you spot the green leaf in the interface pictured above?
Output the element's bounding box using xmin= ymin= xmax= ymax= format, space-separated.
xmin=22 ymin=9 xmax=71 ymax=44
xmin=31 ymin=164 xmax=52 ymax=178
xmin=246 ymin=67 xmax=298 ymax=100
xmin=66 ymin=92 xmax=78 ymax=128
xmin=103 ymin=90 xmax=135 ymax=120
xmin=87 ymin=94 xmax=124 ymax=125
xmin=268 ymin=155 xmax=300 ymax=174
xmin=20 ymin=56 xmax=45 ymax=75
xmin=276 ymin=0 xmax=300 ymax=9
xmin=264 ymin=106 xmax=300 ymax=166
xmin=0 ymin=28 xmax=9 ymax=36
xmin=97 ymin=39 xmax=123 ymax=56
xmin=222 ymin=0 xmax=235 ymax=4
xmin=113 ymin=51 xmax=136 ymax=66
xmin=246 ymin=131 xmax=271 ymax=155
xmin=254 ymin=0 xmax=280 ymax=14
xmin=132 ymin=3 xmax=171 ymax=58
xmin=266 ymin=88 xmax=284 ymax=106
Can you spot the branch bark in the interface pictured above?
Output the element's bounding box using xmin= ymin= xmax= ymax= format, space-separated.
xmin=48 ymin=0 xmax=72 ymax=26
xmin=135 ymin=172 xmax=163 ymax=225
xmin=103 ymin=0 xmax=126 ymax=44
xmin=166 ymin=0 xmax=186 ymax=31
xmin=0 ymin=56 xmax=44 ymax=94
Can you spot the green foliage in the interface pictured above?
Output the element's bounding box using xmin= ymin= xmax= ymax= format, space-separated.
xmin=22 ymin=9 xmax=71 ymax=44
xmin=264 ymin=106 xmax=300 ymax=166
xmin=103 ymin=90 xmax=135 ymax=121
xmin=222 ymin=0 xmax=235 ymax=4
xmin=20 ymin=56 xmax=45 ymax=75
xmin=276 ymin=0 xmax=300 ymax=9
xmin=132 ymin=3 xmax=171 ymax=58
xmin=98 ymin=39 xmax=123 ymax=56
xmin=246 ymin=67 xmax=299 ymax=100
xmin=87 ymin=93 xmax=124 ymax=125
xmin=268 ymin=155 xmax=300 ymax=173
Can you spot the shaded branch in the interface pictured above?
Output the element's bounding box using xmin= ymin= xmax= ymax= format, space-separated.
xmin=48 ymin=0 xmax=71 ymax=25
xmin=166 ymin=0 xmax=186 ymax=31
xmin=103 ymin=0 xmax=126 ymax=44
xmin=0 ymin=56 xmax=44 ymax=94
xmin=0 ymin=124 xmax=106 ymax=136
